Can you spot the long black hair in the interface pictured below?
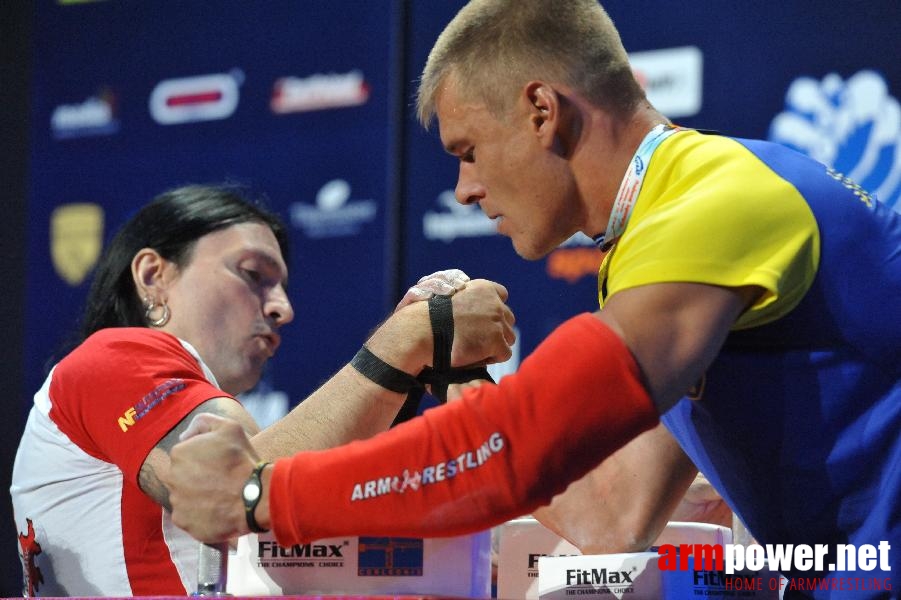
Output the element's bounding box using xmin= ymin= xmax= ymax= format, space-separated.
xmin=76 ymin=184 xmax=289 ymax=343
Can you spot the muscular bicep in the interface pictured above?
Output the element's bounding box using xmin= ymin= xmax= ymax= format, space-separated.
xmin=599 ymin=282 xmax=762 ymax=413
xmin=139 ymin=396 xmax=259 ymax=509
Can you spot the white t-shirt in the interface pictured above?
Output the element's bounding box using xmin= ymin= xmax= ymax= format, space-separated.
xmin=11 ymin=327 xmax=231 ymax=596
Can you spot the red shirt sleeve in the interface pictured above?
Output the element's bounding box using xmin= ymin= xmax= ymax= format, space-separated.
xmin=48 ymin=327 xmax=233 ymax=487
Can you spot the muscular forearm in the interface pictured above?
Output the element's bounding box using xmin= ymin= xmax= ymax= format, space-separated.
xmin=250 ymin=365 xmax=409 ymax=457
xmin=533 ymin=424 xmax=697 ymax=554
xmin=250 ymin=303 xmax=431 ymax=457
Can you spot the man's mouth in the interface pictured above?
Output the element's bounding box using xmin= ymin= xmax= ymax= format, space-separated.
xmin=258 ymin=332 xmax=280 ymax=356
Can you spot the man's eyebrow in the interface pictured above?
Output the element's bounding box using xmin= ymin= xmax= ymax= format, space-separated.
xmin=249 ymin=250 xmax=290 ymax=289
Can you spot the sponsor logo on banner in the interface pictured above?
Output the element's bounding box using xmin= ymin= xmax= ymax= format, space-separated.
xmin=149 ymin=70 xmax=242 ymax=125
xmin=50 ymin=203 xmax=104 ymax=286
xmin=51 ymin=90 xmax=119 ymax=139
xmin=290 ymin=179 xmax=377 ymax=238
xmin=271 ymin=70 xmax=370 ymax=114
xmin=565 ymin=567 xmax=637 ymax=588
xmin=545 ymin=232 xmax=604 ymax=283
xmin=254 ymin=539 xmax=348 ymax=568
xmin=629 ymin=46 xmax=703 ymax=119
xmin=769 ymin=70 xmax=901 ymax=211
xmin=358 ymin=537 xmax=424 ymax=577
xmin=422 ymin=190 xmax=496 ymax=242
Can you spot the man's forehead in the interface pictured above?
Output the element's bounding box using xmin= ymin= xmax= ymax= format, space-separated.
xmin=198 ymin=221 xmax=272 ymax=244
xmin=435 ymin=87 xmax=480 ymax=152
xmin=434 ymin=76 xmax=469 ymax=117
xmin=196 ymin=223 xmax=285 ymax=262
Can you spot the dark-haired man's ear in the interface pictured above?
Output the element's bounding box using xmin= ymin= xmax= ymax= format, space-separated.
xmin=131 ymin=248 xmax=171 ymax=301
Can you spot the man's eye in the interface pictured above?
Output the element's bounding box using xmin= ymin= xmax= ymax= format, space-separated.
xmin=461 ymin=148 xmax=475 ymax=163
xmin=243 ymin=269 xmax=262 ymax=282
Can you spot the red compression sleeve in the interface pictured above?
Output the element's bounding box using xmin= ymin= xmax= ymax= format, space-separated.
xmin=269 ymin=313 xmax=658 ymax=544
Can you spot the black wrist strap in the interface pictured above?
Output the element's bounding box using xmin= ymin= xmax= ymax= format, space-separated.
xmin=391 ymin=294 xmax=494 ymax=427
xmin=350 ymin=345 xmax=422 ymax=395
xmin=425 ymin=294 xmax=454 ymax=401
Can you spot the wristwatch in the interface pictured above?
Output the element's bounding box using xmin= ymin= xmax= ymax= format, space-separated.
xmin=242 ymin=461 xmax=270 ymax=533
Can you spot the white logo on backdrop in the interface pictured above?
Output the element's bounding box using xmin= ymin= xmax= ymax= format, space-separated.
xmin=769 ymin=70 xmax=901 ymax=210
xmin=290 ymin=179 xmax=377 ymax=238
xmin=51 ymin=93 xmax=119 ymax=139
xmin=629 ymin=46 xmax=703 ymax=119
xmin=422 ymin=190 xmax=496 ymax=243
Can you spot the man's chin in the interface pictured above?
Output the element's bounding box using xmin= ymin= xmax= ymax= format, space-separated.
xmin=225 ymin=380 xmax=258 ymax=396
xmin=225 ymin=367 xmax=265 ymax=396
xmin=511 ymin=238 xmax=553 ymax=261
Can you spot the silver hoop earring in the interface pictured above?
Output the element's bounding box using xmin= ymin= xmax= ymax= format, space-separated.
xmin=144 ymin=298 xmax=171 ymax=328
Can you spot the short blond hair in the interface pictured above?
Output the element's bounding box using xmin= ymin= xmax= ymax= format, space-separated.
xmin=416 ymin=0 xmax=645 ymax=128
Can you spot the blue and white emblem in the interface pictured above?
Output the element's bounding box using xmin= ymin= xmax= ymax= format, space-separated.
xmin=769 ymin=70 xmax=901 ymax=211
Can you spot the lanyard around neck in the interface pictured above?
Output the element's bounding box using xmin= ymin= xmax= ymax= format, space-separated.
xmin=593 ymin=123 xmax=679 ymax=252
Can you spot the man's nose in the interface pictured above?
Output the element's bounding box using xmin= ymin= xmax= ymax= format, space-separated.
xmin=455 ymin=164 xmax=484 ymax=205
xmin=265 ymin=287 xmax=294 ymax=326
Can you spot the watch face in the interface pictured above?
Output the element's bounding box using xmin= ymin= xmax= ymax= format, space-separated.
xmin=243 ymin=482 xmax=261 ymax=503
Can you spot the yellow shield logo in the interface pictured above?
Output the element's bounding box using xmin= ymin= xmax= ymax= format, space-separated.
xmin=50 ymin=203 xmax=104 ymax=286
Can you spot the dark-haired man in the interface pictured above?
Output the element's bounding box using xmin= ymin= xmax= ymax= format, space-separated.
xmin=11 ymin=184 xmax=515 ymax=596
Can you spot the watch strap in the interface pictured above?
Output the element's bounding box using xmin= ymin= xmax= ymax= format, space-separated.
xmin=243 ymin=461 xmax=271 ymax=534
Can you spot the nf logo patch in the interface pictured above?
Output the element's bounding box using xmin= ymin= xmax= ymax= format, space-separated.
xmin=358 ymin=537 xmax=423 ymax=576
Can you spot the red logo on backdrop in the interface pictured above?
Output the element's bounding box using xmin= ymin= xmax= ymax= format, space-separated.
xmin=149 ymin=71 xmax=242 ymax=125
xmin=271 ymin=70 xmax=370 ymax=114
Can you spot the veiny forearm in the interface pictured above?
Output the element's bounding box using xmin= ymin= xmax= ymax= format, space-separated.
xmin=251 ymin=303 xmax=431 ymax=457
xmin=250 ymin=365 xmax=409 ymax=457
